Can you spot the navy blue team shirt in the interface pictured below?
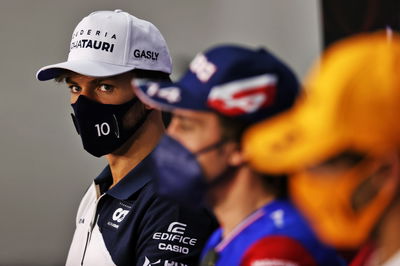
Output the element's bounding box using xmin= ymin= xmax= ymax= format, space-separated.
xmin=65 ymin=155 xmax=218 ymax=266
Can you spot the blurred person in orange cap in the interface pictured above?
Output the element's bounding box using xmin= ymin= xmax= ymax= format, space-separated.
xmin=244 ymin=31 xmax=400 ymax=266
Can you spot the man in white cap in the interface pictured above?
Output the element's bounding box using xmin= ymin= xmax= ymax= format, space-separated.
xmin=36 ymin=10 xmax=217 ymax=266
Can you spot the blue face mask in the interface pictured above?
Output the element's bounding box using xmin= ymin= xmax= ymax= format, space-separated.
xmin=149 ymin=134 xmax=237 ymax=208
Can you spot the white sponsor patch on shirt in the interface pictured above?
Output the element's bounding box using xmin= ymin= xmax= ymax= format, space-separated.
xmin=164 ymin=260 xmax=188 ymax=266
xmin=152 ymin=222 xmax=198 ymax=254
xmin=270 ymin=209 xmax=285 ymax=228
xmin=143 ymin=256 xmax=161 ymax=266
xmin=106 ymin=202 xmax=132 ymax=230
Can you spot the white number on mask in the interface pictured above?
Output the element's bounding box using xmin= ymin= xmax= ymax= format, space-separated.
xmin=95 ymin=122 xmax=111 ymax=137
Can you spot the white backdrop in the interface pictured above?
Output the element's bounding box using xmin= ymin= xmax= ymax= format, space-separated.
xmin=0 ymin=0 xmax=321 ymax=264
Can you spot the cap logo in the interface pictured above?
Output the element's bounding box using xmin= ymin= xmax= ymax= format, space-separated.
xmin=146 ymin=83 xmax=181 ymax=103
xmin=72 ymin=29 xmax=117 ymax=39
xmin=70 ymin=39 xmax=115 ymax=53
xmin=208 ymin=74 xmax=277 ymax=116
xmin=133 ymin=49 xmax=159 ymax=61
xmin=189 ymin=54 xmax=217 ymax=82
xmin=37 ymin=10 xmax=173 ymax=81
xmin=70 ymin=28 xmax=117 ymax=53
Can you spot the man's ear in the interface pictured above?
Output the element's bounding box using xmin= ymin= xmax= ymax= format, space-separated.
xmin=227 ymin=142 xmax=245 ymax=166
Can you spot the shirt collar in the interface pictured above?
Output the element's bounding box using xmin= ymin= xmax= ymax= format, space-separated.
xmin=94 ymin=155 xmax=153 ymax=200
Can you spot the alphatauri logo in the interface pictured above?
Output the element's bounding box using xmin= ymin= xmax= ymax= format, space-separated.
xmin=106 ymin=202 xmax=132 ymax=230
xmin=70 ymin=28 xmax=117 ymax=53
xmin=112 ymin=208 xmax=129 ymax=223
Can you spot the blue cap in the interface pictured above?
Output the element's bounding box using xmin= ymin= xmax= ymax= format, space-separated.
xmin=134 ymin=45 xmax=300 ymax=123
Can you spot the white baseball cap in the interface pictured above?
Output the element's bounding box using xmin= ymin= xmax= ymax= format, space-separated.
xmin=36 ymin=9 xmax=172 ymax=81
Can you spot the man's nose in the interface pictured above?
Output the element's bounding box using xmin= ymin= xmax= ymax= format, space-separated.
xmin=79 ymin=87 xmax=96 ymax=98
xmin=71 ymin=87 xmax=96 ymax=104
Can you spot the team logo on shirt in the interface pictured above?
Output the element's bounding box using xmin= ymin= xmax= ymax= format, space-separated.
xmin=142 ymin=257 xmax=188 ymax=266
xmin=106 ymin=201 xmax=132 ymax=230
xmin=143 ymin=256 xmax=161 ymax=266
xmin=112 ymin=208 xmax=129 ymax=223
xmin=164 ymin=261 xmax=188 ymax=266
xmin=152 ymin=222 xmax=198 ymax=255
xmin=167 ymin=222 xmax=187 ymax=234
xmin=270 ymin=209 xmax=285 ymax=228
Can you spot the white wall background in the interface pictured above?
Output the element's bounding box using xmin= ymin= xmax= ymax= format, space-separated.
xmin=0 ymin=0 xmax=321 ymax=265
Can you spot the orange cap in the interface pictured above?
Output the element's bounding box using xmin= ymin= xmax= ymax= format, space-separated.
xmin=244 ymin=31 xmax=400 ymax=174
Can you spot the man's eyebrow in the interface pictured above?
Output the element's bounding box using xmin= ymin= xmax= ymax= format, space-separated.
xmin=65 ymin=77 xmax=105 ymax=86
xmin=173 ymin=114 xmax=204 ymax=124
xmin=65 ymin=77 xmax=77 ymax=84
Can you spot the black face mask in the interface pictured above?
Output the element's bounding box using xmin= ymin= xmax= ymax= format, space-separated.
xmin=71 ymin=95 xmax=150 ymax=157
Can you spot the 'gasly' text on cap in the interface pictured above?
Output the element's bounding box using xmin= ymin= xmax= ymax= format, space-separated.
xmin=133 ymin=49 xmax=159 ymax=61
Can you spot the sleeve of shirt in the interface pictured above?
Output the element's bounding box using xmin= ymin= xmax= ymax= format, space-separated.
xmin=134 ymin=185 xmax=218 ymax=266
xmin=240 ymin=235 xmax=318 ymax=266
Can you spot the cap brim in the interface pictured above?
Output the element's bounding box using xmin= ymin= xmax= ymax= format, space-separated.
xmin=132 ymin=79 xmax=209 ymax=111
xmin=243 ymin=101 xmax=346 ymax=174
xmin=36 ymin=60 xmax=135 ymax=81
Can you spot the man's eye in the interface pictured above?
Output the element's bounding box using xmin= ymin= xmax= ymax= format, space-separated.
xmin=99 ymin=84 xmax=114 ymax=92
xmin=178 ymin=122 xmax=195 ymax=131
xmin=69 ymin=85 xmax=81 ymax=93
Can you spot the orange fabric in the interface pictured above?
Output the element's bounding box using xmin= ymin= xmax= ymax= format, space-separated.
xmin=244 ymin=31 xmax=400 ymax=174
xmin=243 ymin=31 xmax=400 ymax=250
